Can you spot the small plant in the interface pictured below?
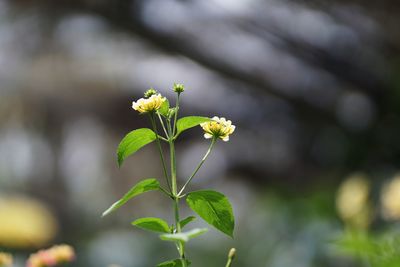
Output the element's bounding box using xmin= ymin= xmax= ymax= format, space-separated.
xmin=102 ymin=84 xmax=236 ymax=267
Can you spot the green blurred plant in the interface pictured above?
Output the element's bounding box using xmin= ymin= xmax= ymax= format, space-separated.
xmin=102 ymin=84 xmax=236 ymax=267
xmin=335 ymin=173 xmax=400 ymax=267
xmin=335 ymin=230 xmax=400 ymax=267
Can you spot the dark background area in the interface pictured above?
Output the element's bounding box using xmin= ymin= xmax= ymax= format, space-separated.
xmin=1 ymin=0 xmax=400 ymax=266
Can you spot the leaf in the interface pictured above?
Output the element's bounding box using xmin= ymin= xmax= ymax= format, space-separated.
xmin=180 ymin=216 xmax=196 ymax=229
xmin=117 ymin=128 xmax=156 ymax=167
xmin=176 ymin=116 xmax=210 ymax=136
xmin=160 ymin=228 xmax=208 ymax=243
xmin=132 ymin=217 xmax=170 ymax=233
xmin=186 ymin=190 xmax=234 ymax=238
xmin=158 ymin=99 xmax=170 ymax=117
xmin=157 ymin=259 xmax=191 ymax=267
xmin=102 ymin=178 xmax=159 ymax=217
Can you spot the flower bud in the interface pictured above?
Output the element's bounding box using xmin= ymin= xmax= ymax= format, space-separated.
xmin=173 ymin=83 xmax=185 ymax=94
xmin=144 ymin=88 xmax=157 ymax=98
xmin=228 ymin=248 xmax=236 ymax=259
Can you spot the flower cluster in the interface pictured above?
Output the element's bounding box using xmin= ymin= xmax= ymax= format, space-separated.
xmin=0 ymin=252 xmax=12 ymax=267
xmin=132 ymin=93 xmax=166 ymax=114
xmin=201 ymin=116 xmax=236 ymax=141
xmin=26 ymin=244 xmax=75 ymax=267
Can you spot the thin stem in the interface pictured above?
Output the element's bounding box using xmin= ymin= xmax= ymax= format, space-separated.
xmin=149 ymin=114 xmax=172 ymax=192
xmin=172 ymin=94 xmax=180 ymax=136
xmin=168 ymin=119 xmax=186 ymax=267
xmin=225 ymin=248 xmax=236 ymax=267
xmin=157 ymin=112 xmax=169 ymax=137
xmin=178 ymin=137 xmax=217 ymax=196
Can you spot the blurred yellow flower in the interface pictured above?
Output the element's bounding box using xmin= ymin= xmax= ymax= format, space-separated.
xmin=336 ymin=173 xmax=372 ymax=229
xmin=0 ymin=195 xmax=58 ymax=248
xmin=200 ymin=116 xmax=235 ymax=142
xmin=381 ymin=174 xmax=400 ymax=221
xmin=0 ymin=252 xmax=12 ymax=267
xmin=132 ymin=94 xmax=166 ymax=113
xmin=27 ymin=244 xmax=75 ymax=267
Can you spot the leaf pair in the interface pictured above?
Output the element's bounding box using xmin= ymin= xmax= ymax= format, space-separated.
xmin=117 ymin=116 xmax=210 ymax=167
xmin=103 ymin=179 xmax=235 ymax=238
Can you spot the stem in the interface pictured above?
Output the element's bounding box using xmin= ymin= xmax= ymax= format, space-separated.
xmin=157 ymin=112 xmax=169 ymax=137
xmin=178 ymin=137 xmax=217 ymax=196
xmin=167 ymin=119 xmax=187 ymax=267
xmin=150 ymin=114 xmax=172 ymax=192
xmin=172 ymin=94 xmax=180 ymax=136
xmin=225 ymin=248 xmax=236 ymax=267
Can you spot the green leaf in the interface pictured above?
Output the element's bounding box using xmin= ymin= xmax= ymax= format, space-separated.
xmin=158 ymin=99 xmax=170 ymax=117
xmin=117 ymin=128 xmax=157 ymax=167
xmin=186 ymin=190 xmax=234 ymax=237
xmin=176 ymin=116 xmax=210 ymax=136
xmin=157 ymin=259 xmax=191 ymax=267
xmin=160 ymin=228 xmax=208 ymax=243
xmin=102 ymin=178 xmax=159 ymax=217
xmin=132 ymin=217 xmax=170 ymax=233
xmin=180 ymin=216 xmax=196 ymax=229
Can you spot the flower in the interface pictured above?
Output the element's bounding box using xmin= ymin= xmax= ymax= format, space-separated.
xmin=173 ymin=83 xmax=185 ymax=93
xmin=0 ymin=195 xmax=58 ymax=249
xmin=26 ymin=244 xmax=75 ymax=267
xmin=200 ymin=116 xmax=235 ymax=141
xmin=381 ymin=174 xmax=400 ymax=221
xmin=0 ymin=252 xmax=12 ymax=267
xmin=336 ymin=173 xmax=372 ymax=229
xmin=132 ymin=94 xmax=166 ymax=113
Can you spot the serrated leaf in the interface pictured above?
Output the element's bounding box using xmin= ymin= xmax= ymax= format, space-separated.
xmin=158 ymin=99 xmax=170 ymax=117
xmin=160 ymin=228 xmax=208 ymax=243
xmin=117 ymin=128 xmax=157 ymax=167
xmin=157 ymin=259 xmax=191 ymax=267
xmin=102 ymin=178 xmax=159 ymax=217
xmin=186 ymin=190 xmax=234 ymax=238
xmin=176 ymin=116 xmax=210 ymax=136
xmin=180 ymin=216 xmax=196 ymax=229
xmin=132 ymin=217 xmax=170 ymax=233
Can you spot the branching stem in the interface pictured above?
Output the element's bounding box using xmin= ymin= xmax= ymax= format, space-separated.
xmin=178 ymin=137 xmax=217 ymax=196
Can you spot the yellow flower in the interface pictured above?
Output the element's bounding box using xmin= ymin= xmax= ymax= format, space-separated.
xmin=132 ymin=94 xmax=166 ymax=113
xmin=381 ymin=174 xmax=400 ymax=221
xmin=0 ymin=252 xmax=12 ymax=267
xmin=200 ymin=116 xmax=235 ymax=142
xmin=336 ymin=173 xmax=372 ymax=229
xmin=0 ymin=195 xmax=58 ymax=248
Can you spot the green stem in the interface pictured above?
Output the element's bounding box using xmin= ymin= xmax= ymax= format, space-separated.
xmin=167 ymin=119 xmax=187 ymax=267
xmin=178 ymin=137 xmax=217 ymax=196
xmin=172 ymin=94 xmax=180 ymax=136
xmin=225 ymin=248 xmax=236 ymax=267
xmin=150 ymin=114 xmax=172 ymax=192
xmin=157 ymin=112 xmax=169 ymax=138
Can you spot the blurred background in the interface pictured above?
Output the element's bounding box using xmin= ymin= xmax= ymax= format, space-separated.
xmin=1 ymin=0 xmax=400 ymax=266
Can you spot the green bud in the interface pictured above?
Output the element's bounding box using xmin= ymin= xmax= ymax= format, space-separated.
xmin=228 ymin=248 xmax=236 ymax=260
xmin=167 ymin=108 xmax=176 ymax=119
xmin=173 ymin=83 xmax=185 ymax=94
xmin=144 ymin=88 xmax=157 ymax=98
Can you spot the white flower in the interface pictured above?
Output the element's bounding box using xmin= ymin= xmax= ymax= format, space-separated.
xmin=132 ymin=94 xmax=166 ymax=113
xmin=200 ymin=116 xmax=235 ymax=141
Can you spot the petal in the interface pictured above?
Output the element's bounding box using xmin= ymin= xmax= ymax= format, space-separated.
xmin=222 ymin=136 xmax=229 ymax=142
xmin=204 ymin=133 xmax=213 ymax=139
